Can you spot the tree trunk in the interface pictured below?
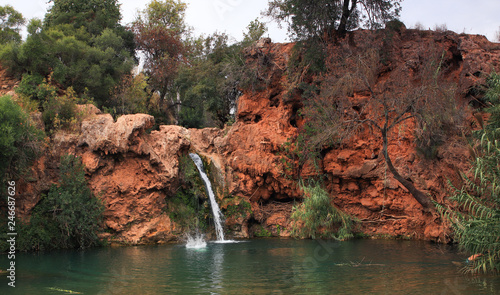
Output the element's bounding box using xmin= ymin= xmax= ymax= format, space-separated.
xmin=382 ymin=128 xmax=432 ymax=209
xmin=338 ymin=0 xmax=357 ymax=38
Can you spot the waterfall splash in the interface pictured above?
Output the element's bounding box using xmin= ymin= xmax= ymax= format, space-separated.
xmin=189 ymin=153 xmax=226 ymax=241
xmin=185 ymin=232 xmax=207 ymax=249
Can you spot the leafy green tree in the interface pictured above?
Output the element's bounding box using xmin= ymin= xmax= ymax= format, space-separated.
xmin=0 ymin=5 xmax=25 ymax=43
xmin=45 ymin=0 xmax=120 ymax=34
xmin=243 ymin=18 xmax=268 ymax=44
xmin=176 ymin=33 xmax=241 ymax=128
xmin=18 ymin=154 xmax=104 ymax=251
xmin=0 ymin=0 xmax=135 ymax=108
xmin=176 ymin=19 xmax=268 ymax=128
xmin=44 ymin=0 xmax=135 ymax=58
xmin=265 ymin=0 xmax=402 ymax=39
xmin=106 ymin=72 xmax=150 ymax=117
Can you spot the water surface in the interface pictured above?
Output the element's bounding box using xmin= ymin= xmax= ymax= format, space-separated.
xmin=1 ymin=239 xmax=499 ymax=294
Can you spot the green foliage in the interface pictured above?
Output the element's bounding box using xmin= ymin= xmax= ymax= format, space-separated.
xmin=44 ymin=0 xmax=122 ymax=36
xmin=437 ymin=71 xmax=500 ymax=273
xmin=242 ymin=18 xmax=268 ymax=45
xmin=0 ymin=95 xmax=42 ymax=181
xmin=254 ymin=225 xmax=272 ymax=237
xmin=483 ymin=72 xmax=500 ymax=132
xmin=287 ymin=38 xmax=327 ymax=81
xmin=438 ymin=133 xmax=500 ymax=273
xmin=0 ymin=1 xmax=135 ymax=108
xmin=15 ymin=73 xmax=58 ymax=104
xmin=0 ymin=5 xmax=25 ymax=44
xmin=385 ymin=19 xmax=406 ymax=32
xmin=17 ymin=154 xmax=104 ymax=251
xmin=223 ymin=196 xmax=252 ymax=219
xmin=42 ymin=88 xmax=78 ymax=132
xmin=291 ymin=183 xmax=355 ymax=240
xmin=167 ymin=155 xmax=210 ymax=232
xmin=176 ymin=31 xmax=253 ymax=128
xmin=108 ymin=73 xmax=149 ymax=116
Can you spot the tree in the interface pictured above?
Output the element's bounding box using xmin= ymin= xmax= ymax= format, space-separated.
xmin=176 ymin=19 xmax=268 ymax=128
xmin=175 ymin=33 xmax=236 ymax=128
xmin=18 ymin=154 xmax=104 ymax=251
xmin=0 ymin=5 xmax=25 ymax=43
xmin=108 ymin=72 xmax=150 ymax=116
xmin=265 ymin=0 xmax=402 ymax=40
xmin=243 ymin=18 xmax=268 ymax=44
xmin=0 ymin=0 xmax=135 ymax=108
xmin=131 ymin=0 xmax=188 ymax=118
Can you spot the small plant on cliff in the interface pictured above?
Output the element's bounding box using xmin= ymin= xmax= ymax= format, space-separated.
xmin=223 ymin=196 xmax=252 ymax=219
xmin=17 ymin=154 xmax=104 ymax=251
xmin=291 ymin=183 xmax=355 ymax=240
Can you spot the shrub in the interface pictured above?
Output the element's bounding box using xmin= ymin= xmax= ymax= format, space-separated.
xmin=223 ymin=196 xmax=252 ymax=219
xmin=17 ymin=154 xmax=104 ymax=251
xmin=42 ymin=88 xmax=78 ymax=132
xmin=291 ymin=183 xmax=355 ymax=240
xmin=0 ymin=95 xmax=42 ymax=180
xmin=15 ymin=73 xmax=59 ymax=103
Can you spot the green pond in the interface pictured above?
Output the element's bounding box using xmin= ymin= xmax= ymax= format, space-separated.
xmin=1 ymin=239 xmax=499 ymax=294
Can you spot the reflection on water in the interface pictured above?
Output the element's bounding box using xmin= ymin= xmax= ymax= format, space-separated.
xmin=1 ymin=239 xmax=499 ymax=294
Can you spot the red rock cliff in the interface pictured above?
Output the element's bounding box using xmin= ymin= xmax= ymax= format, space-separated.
xmin=13 ymin=29 xmax=500 ymax=244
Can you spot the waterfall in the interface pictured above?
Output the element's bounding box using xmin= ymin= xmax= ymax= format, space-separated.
xmin=189 ymin=153 xmax=226 ymax=241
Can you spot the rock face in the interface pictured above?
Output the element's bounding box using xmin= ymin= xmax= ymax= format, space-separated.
xmin=190 ymin=30 xmax=500 ymax=241
xmin=18 ymin=113 xmax=192 ymax=244
xmin=13 ymin=30 xmax=500 ymax=244
xmin=77 ymin=115 xmax=191 ymax=244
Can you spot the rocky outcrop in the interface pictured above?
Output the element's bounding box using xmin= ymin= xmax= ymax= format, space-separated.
xmin=13 ymin=30 xmax=500 ymax=244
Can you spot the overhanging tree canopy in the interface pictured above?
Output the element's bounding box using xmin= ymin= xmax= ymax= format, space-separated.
xmin=265 ymin=0 xmax=402 ymax=39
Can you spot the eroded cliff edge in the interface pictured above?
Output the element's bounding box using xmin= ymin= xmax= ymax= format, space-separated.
xmin=15 ymin=29 xmax=500 ymax=244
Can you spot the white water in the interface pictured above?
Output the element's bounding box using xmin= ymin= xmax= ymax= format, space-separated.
xmin=189 ymin=153 xmax=226 ymax=241
xmin=185 ymin=233 xmax=207 ymax=249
